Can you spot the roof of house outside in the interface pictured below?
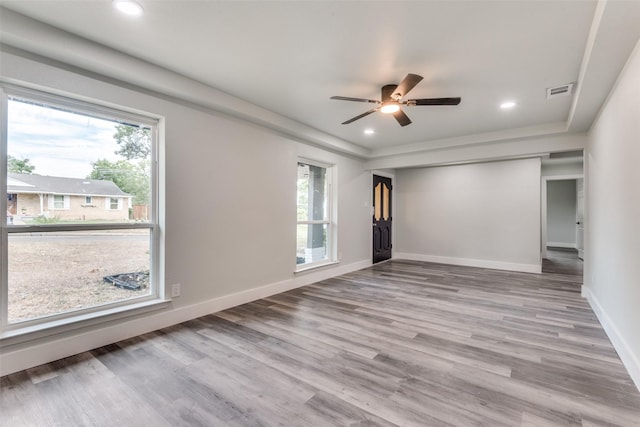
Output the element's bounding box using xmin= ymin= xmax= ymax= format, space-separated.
xmin=7 ymin=173 xmax=131 ymax=198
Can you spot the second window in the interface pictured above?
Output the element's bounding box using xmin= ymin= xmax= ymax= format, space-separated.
xmin=296 ymin=160 xmax=334 ymax=269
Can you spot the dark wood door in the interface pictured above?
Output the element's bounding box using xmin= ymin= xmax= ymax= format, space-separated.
xmin=372 ymin=175 xmax=392 ymax=263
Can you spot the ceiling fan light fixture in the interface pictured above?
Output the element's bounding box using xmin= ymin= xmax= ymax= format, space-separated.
xmin=380 ymin=103 xmax=400 ymax=114
xmin=113 ymin=0 xmax=144 ymax=16
xmin=330 ymin=73 xmax=461 ymax=126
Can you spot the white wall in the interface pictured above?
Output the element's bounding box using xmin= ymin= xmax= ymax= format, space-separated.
xmin=394 ymin=158 xmax=541 ymax=273
xmin=546 ymin=180 xmax=577 ymax=247
xmin=366 ymin=133 xmax=587 ymax=170
xmin=584 ymin=39 xmax=640 ymax=390
xmin=541 ymin=160 xmax=583 ymax=177
xmin=0 ymin=48 xmax=372 ymax=374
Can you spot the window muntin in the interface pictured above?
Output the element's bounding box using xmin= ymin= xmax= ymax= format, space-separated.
xmin=1 ymin=86 xmax=160 ymax=329
xmin=296 ymin=160 xmax=333 ymax=268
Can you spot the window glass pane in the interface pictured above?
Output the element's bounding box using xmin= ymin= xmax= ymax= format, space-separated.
xmin=6 ymin=98 xmax=151 ymax=225
xmin=296 ymin=223 xmax=327 ymax=265
xmin=382 ymin=182 xmax=390 ymax=220
xmin=7 ymin=229 xmax=151 ymax=323
xmin=297 ymin=162 xmax=327 ymax=222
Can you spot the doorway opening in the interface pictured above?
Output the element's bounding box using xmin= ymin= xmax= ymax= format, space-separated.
xmin=541 ymin=176 xmax=584 ymax=277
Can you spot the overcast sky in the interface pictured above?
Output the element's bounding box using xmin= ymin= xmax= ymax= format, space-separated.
xmin=7 ymin=99 xmax=121 ymax=179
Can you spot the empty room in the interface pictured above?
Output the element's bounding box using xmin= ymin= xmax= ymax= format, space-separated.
xmin=1 ymin=1 xmax=639 ymax=426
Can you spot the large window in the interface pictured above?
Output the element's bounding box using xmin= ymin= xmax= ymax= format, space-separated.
xmin=1 ymin=85 xmax=160 ymax=331
xmin=296 ymin=160 xmax=334 ymax=269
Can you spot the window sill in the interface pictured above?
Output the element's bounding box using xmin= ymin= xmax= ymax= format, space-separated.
xmin=295 ymin=260 xmax=339 ymax=274
xmin=0 ymin=298 xmax=170 ymax=346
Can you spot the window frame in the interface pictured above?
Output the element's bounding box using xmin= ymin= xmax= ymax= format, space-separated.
xmin=296 ymin=158 xmax=336 ymax=271
xmin=51 ymin=194 xmax=69 ymax=210
xmin=108 ymin=197 xmax=121 ymax=210
xmin=0 ymin=84 xmax=163 ymax=337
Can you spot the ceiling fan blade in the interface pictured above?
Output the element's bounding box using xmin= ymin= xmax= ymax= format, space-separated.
xmin=409 ymin=97 xmax=461 ymax=106
xmin=393 ymin=109 xmax=412 ymax=126
xmin=341 ymin=109 xmax=377 ymax=125
xmin=331 ymin=96 xmax=380 ymax=104
xmin=381 ymin=84 xmax=397 ymax=102
xmin=393 ymin=74 xmax=424 ymax=99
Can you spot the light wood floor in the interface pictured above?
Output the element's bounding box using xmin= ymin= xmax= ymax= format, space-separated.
xmin=542 ymin=247 xmax=583 ymax=277
xmin=2 ymin=260 xmax=639 ymax=426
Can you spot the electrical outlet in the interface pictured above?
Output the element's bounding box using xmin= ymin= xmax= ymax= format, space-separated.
xmin=171 ymin=283 xmax=181 ymax=298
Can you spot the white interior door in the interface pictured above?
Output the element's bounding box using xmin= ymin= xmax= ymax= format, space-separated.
xmin=576 ymin=178 xmax=584 ymax=259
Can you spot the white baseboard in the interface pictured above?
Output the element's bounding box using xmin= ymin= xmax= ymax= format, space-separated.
xmin=546 ymin=242 xmax=577 ymax=249
xmin=582 ymin=285 xmax=640 ymax=392
xmin=394 ymin=252 xmax=541 ymax=274
xmin=0 ymin=259 xmax=371 ymax=376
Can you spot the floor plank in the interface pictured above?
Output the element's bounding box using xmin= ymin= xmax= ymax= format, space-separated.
xmin=2 ymin=259 xmax=639 ymax=426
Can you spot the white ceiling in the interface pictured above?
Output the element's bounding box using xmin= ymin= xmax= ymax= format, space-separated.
xmin=1 ymin=1 xmax=640 ymax=158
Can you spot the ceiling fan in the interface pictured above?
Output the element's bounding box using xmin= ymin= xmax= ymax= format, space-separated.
xmin=330 ymin=73 xmax=461 ymax=127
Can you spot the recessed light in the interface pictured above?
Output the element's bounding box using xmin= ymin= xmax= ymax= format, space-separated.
xmin=113 ymin=0 xmax=144 ymax=16
xmin=364 ymin=129 xmax=375 ymax=135
xmin=500 ymin=101 xmax=516 ymax=109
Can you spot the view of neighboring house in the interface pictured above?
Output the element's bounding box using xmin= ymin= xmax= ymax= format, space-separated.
xmin=7 ymin=173 xmax=132 ymax=222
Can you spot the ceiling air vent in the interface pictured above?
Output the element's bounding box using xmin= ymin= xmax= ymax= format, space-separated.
xmin=546 ymin=83 xmax=574 ymax=99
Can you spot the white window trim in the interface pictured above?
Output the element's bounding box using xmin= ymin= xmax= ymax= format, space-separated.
xmin=296 ymin=158 xmax=337 ymax=272
xmin=0 ymin=84 xmax=163 ymax=337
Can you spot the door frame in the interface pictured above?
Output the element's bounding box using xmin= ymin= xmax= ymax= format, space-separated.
xmin=541 ymin=174 xmax=583 ymax=259
xmin=370 ymin=170 xmax=395 ymax=264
